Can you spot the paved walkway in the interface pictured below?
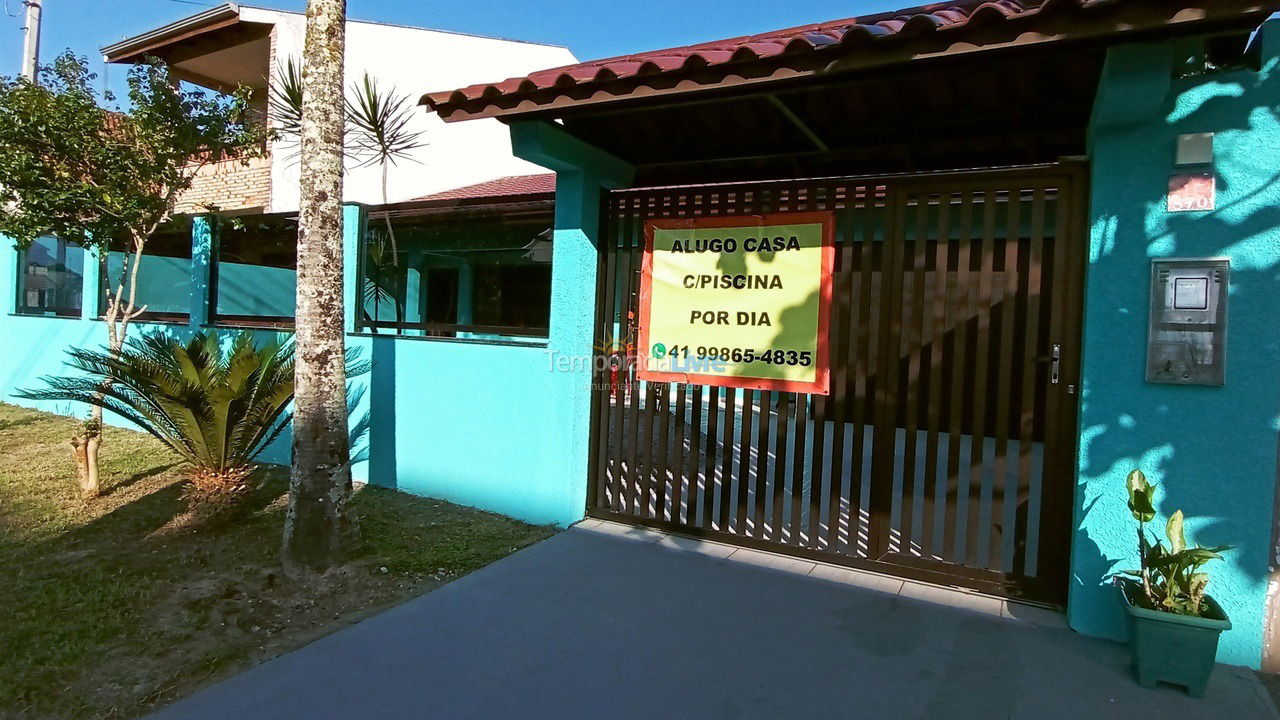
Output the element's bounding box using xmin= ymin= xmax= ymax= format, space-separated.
xmin=149 ymin=523 xmax=1277 ymax=719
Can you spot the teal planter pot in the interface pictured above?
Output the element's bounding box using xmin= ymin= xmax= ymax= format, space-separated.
xmin=1117 ymin=579 xmax=1231 ymax=697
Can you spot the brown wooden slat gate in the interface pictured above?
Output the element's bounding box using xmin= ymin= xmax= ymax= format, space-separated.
xmin=588 ymin=165 xmax=1086 ymax=604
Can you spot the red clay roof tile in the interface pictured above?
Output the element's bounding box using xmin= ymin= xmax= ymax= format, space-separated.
xmin=411 ymin=174 xmax=556 ymax=202
xmin=421 ymin=0 xmax=1053 ymax=114
xmin=420 ymin=0 xmax=1277 ymax=122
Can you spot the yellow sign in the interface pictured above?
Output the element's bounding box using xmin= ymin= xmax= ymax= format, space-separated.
xmin=637 ymin=212 xmax=834 ymax=394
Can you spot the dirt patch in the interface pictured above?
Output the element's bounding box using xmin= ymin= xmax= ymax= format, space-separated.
xmin=0 ymin=403 xmax=555 ymax=720
xmin=91 ymin=562 xmax=443 ymax=713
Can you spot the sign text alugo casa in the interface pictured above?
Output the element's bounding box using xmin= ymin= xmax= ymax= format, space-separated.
xmin=637 ymin=212 xmax=835 ymax=394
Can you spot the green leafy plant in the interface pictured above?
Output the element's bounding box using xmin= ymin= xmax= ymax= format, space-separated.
xmin=270 ymin=61 xmax=425 ymax=269
xmin=361 ymin=227 xmax=406 ymax=329
xmin=267 ymin=56 xmax=304 ymax=139
xmin=0 ymin=52 xmax=265 ymax=497
xmin=1118 ymin=469 xmax=1231 ymax=616
xmin=345 ymin=73 xmax=426 ymax=172
xmin=17 ymin=331 xmax=296 ymax=504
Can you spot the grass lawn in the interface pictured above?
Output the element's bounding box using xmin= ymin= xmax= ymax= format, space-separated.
xmin=0 ymin=403 xmax=556 ymax=720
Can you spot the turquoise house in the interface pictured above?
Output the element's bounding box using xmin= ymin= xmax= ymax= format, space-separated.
xmin=6 ymin=0 xmax=1280 ymax=672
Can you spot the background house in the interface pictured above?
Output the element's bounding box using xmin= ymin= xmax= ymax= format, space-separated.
xmin=100 ymin=3 xmax=575 ymax=213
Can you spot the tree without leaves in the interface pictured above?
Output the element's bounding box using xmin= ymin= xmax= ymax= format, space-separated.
xmin=0 ymin=52 xmax=264 ymax=497
xmin=282 ymin=0 xmax=354 ymax=576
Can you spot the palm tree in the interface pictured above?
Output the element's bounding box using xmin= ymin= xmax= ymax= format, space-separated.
xmin=17 ymin=331 xmax=296 ymax=502
xmin=267 ymin=56 xmax=304 ymax=141
xmin=361 ymin=226 xmax=406 ymax=328
xmin=269 ymin=58 xmax=425 ymax=279
xmin=346 ymin=73 xmax=425 ymax=265
xmin=283 ymin=0 xmax=353 ymax=576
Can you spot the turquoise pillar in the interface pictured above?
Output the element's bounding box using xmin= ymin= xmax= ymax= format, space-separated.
xmin=1071 ymin=22 xmax=1280 ymax=668
xmin=404 ymin=250 xmax=423 ymax=325
xmin=511 ymin=120 xmax=634 ymax=525
xmin=342 ymin=203 xmax=372 ymax=483
xmin=190 ymin=215 xmax=215 ymax=329
xmin=2 ymin=237 xmax=17 ymax=315
xmin=342 ymin=204 xmax=367 ymax=333
xmin=80 ymin=244 xmax=101 ymax=321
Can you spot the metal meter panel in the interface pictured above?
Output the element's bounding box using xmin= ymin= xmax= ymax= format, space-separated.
xmin=1146 ymin=259 xmax=1229 ymax=386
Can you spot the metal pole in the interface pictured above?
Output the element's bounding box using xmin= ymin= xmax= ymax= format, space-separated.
xmin=20 ymin=0 xmax=44 ymax=82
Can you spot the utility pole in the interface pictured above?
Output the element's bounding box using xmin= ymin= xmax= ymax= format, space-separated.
xmin=20 ymin=0 xmax=43 ymax=82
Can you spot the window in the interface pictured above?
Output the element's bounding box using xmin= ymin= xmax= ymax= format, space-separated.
xmin=16 ymin=236 xmax=84 ymax=317
xmin=101 ymin=220 xmax=192 ymax=322
xmin=358 ymin=208 xmax=553 ymax=340
xmin=213 ymin=214 xmax=297 ymax=326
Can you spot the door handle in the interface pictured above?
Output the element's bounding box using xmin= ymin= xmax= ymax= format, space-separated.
xmin=1036 ymin=345 xmax=1062 ymax=383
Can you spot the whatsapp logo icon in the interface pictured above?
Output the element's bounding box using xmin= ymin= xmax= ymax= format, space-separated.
xmin=652 ymin=343 xmax=667 ymax=359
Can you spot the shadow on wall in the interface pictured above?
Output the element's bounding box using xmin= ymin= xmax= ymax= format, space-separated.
xmin=1072 ymin=47 xmax=1280 ymax=667
xmin=361 ymin=336 xmax=396 ymax=489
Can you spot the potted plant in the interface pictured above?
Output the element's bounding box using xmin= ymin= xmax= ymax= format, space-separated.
xmin=1115 ymin=469 xmax=1231 ymax=697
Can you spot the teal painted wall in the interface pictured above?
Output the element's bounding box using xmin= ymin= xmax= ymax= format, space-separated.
xmin=345 ymin=126 xmax=631 ymax=527
xmin=0 ymin=215 xmax=292 ymax=465
xmin=1 ymin=165 xmax=621 ymax=530
xmin=346 ymin=334 xmax=577 ymax=524
xmin=1072 ymin=22 xmax=1280 ymax=668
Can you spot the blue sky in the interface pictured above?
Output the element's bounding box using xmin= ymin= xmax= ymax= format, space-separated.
xmin=0 ymin=0 xmax=909 ymax=87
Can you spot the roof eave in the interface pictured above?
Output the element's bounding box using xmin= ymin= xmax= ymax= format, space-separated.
xmin=369 ymin=194 xmax=556 ymax=219
xmin=101 ymin=3 xmax=243 ymax=63
xmin=422 ymin=0 xmax=1280 ymax=123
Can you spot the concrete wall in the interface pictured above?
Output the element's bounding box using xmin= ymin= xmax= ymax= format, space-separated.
xmin=1071 ymin=22 xmax=1280 ymax=668
xmin=245 ymin=7 xmax=576 ymax=212
xmin=338 ymin=156 xmax=618 ymax=526
xmin=0 ymin=216 xmax=294 ymax=465
xmin=342 ymin=333 xmax=576 ymax=525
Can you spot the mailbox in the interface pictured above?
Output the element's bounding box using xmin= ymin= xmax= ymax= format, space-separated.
xmin=1146 ymin=259 xmax=1229 ymax=386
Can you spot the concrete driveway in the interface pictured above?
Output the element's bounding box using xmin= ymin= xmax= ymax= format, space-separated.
xmin=148 ymin=522 xmax=1277 ymax=719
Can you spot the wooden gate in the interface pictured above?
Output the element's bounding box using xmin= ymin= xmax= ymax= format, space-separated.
xmin=587 ymin=165 xmax=1086 ymax=604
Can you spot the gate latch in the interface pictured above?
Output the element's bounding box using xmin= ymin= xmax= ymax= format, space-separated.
xmin=1051 ymin=344 xmax=1061 ymax=385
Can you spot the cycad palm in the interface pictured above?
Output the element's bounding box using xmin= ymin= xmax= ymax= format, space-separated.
xmin=17 ymin=331 xmax=295 ymax=499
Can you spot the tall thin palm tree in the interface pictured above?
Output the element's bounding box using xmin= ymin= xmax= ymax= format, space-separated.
xmin=346 ymin=74 xmax=425 ymax=266
xmin=268 ymin=61 xmax=424 ymax=331
xmin=282 ymin=0 xmax=352 ymax=575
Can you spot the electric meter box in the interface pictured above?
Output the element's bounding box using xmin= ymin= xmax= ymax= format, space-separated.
xmin=1146 ymin=259 xmax=1229 ymax=386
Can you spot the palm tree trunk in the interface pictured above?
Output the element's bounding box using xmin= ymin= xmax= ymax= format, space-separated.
xmin=282 ymin=0 xmax=353 ymax=576
xmin=379 ymin=164 xmax=405 ymax=324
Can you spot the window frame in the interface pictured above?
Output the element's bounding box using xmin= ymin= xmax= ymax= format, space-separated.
xmin=14 ymin=236 xmax=86 ymax=319
xmin=97 ymin=221 xmax=195 ymax=324
xmin=355 ymin=202 xmax=555 ymax=342
xmin=209 ymin=213 xmax=299 ymax=329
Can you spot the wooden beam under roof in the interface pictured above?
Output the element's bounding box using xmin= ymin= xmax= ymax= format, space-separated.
xmin=102 ymin=3 xmax=244 ymax=63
